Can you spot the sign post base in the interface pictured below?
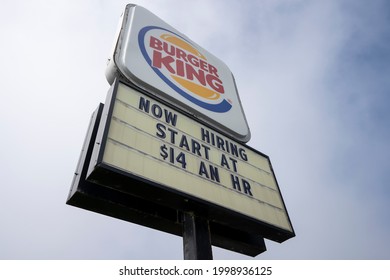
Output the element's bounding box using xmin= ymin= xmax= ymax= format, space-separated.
xmin=182 ymin=212 xmax=213 ymax=260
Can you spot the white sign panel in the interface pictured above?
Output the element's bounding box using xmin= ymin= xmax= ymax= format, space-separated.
xmin=106 ymin=4 xmax=251 ymax=142
xmin=88 ymin=81 xmax=294 ymax=238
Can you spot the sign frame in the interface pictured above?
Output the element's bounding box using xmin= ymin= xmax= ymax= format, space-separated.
xmin=106 ymin=4 xmax=251 ymax=143
xmin=67 ymin=93 xmax=267 ymax=257
xmin=83 ymin=79 xmax=295 ymax=245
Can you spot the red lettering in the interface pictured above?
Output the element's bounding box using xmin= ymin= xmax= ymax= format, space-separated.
xmin=150 ymin=36 xmax=162 ymax=51
xmin=187 ymin=54 xmax=199 ymax=67
xmin=163 ymin=41 xmax=175 ymax=56
xmin=176 ymin=49 xmax=188 ymax=62
xmin=185 ymin=64 xmax=206 ymax=86
xmin=199 ymin=59 xmax=208 ymax=72
xmin=206 ymin=74 xmax=224 ymax=94
xmin=176 ymin=59 xmax=185 ymax=77
xmin=152 ymin=50 xmax=175 ymax=74
xmin=208 ymin=64 xmax=219 ymax=77
xmin=149 ymin=35 xmax=224 ymax=93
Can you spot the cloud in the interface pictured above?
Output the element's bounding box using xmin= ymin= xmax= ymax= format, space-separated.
xmin=0 ymin=0 xmax=389 ymax=260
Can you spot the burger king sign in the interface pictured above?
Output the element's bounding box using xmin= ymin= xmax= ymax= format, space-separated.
xmin=106 ymin=4 xmax=251 ymax=142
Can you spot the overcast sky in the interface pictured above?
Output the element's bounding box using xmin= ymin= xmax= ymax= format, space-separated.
xmin=1 ymin=0 xmax=389 ymax=260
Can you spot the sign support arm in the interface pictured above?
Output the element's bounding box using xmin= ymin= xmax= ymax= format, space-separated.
xmin=181 ymin=211 xmax=213 ymax=260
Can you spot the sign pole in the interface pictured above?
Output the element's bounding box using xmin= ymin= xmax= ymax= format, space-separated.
xmin=182 ymin=211 xmax=213 ymax=260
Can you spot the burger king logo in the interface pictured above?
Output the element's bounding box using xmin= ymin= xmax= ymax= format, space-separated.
xmin=138 ymin=26 xmax=232 ymax=113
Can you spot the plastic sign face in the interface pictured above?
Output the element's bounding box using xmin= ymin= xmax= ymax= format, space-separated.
xmin=106 ymin=4 xmax=251 ymax=142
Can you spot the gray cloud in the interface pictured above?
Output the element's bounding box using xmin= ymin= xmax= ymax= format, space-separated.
xmin=1 ymin=0 xmax=389 ymax=260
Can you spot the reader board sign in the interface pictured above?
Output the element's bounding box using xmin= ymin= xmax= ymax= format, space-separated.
xmin=106 ymin=4 xmax=251 ymax=142
xmin=86 ymin=80 xmax=295 ymax=243
xmin=66 ymin=102 xmax=266 ymax=256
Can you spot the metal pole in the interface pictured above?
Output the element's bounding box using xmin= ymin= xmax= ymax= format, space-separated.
xmin=182 ymin=211 xmax=213 ymax=260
